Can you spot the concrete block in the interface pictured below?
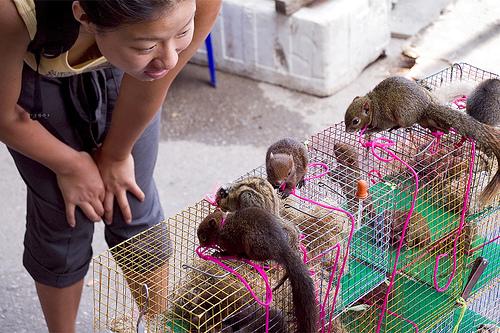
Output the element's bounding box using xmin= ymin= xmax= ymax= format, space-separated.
xmin=193 ymin=0 xmax=390 ymax=96
xmin=390 ymin=0 xmax=457 ymax=38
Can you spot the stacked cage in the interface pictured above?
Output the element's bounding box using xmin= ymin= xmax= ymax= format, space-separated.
xmin=93 ymin=63 xmax=499 ymax=333
xmin=339 ymin=63 xmax=499 ymax=333
xmin=421 ymin=63 xmax=500 ymax=333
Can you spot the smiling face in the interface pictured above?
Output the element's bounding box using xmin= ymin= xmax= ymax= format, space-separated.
xmin=74 ymin=0 xmax=196 ymax=81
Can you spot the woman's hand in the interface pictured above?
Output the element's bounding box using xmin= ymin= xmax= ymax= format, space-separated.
xmin=56 ymin=151 xmax=105 ymax=227
xmin=93 ymin=149 xmax=145 ymax=224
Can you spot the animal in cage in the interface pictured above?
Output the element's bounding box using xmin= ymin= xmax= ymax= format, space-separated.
xmin=407 ymin=132 xmax=495 ymax=215
xmin=328 ymin=142 xmax=363 ymax=214
xmin=220 ymin=304 xmax=287 ymax=332
xmin=171 ymin=259 xmax=248 ymax=331
xmin=280 ymin=204 xmax=350 ymax=278
xmin=216 ymin=176 xmax=280 ymax=215
xmin=215 ymin=176 xmax=301 ymax=253
xmin=266 ymin=138 xmax=309 ymax=197
xmin=409 ymin=142 xmax=466 ymax=184
xmin=94 ymin=63 xmax=499 ymax=333
xmin=389 ymin=210 xmax=431 ymax=249
xmin=171 ymin=259 xmax=272 ymax=332
xmin=466 ymin=78 xmax=500 ymax=127
xmin=197 ymin=208 xmax=319 ymax=333
xmin=344 ymin=76 xmax=500 ymax=205
xmin=477 ymin=324 xmax=500 ymax=333
xmin=435 ymin=221 xmax=477 ymax=259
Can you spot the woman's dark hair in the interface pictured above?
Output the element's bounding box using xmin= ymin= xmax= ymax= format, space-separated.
xmin=79 ymin=0 xmax=182 ymax=29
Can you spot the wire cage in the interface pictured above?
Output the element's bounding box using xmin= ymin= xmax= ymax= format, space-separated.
xmin=418 ymin=63 xmax=499 ymax=305
xmin=93 ymin=63 xmax=499 ymax=333
xmin=336 ymin=63 xmax=499 ymax=333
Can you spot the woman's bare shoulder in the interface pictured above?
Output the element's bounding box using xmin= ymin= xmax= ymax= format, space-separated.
xmin=0 ymin=1 xmax=30 ymax=49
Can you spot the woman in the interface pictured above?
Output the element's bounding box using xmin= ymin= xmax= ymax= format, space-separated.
xmin=0 ymin=0 xmax=221 ymax=331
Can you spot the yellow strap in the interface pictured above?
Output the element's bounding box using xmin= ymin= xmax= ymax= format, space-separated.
xmin=452 ymin=297 xmax=467 ymax=333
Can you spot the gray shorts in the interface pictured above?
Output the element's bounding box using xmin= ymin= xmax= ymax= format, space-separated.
xmin=8 ymin=65 xmax=166 ymax=288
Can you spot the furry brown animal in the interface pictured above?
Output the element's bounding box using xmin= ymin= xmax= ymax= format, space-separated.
xmin=216 ymin=176 xmax=280 ymax=215
xmin=390 ymin=210 xmax=431 ymax=249
xmin=328 ymin=142 xmax=362 ymax=214
xmin=266 ymin=138 xmax=309 ymax=198
xmin=466 ymin=78 xmax=500 ymax=127
xmin=172 ymin=259 xmax=259 ymax=332
xmin=198 ymin=208 xmax=319 ymax=333
xmin=215 ymin=176 xmax=301 ymax=252
xmin=280 ymin=205 xmax=349 ymax=275
xmin=344 ymin=76 xmax=500 ymax=205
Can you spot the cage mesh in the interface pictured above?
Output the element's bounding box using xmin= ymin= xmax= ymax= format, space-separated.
xmin=93 ymin=63 xmax=499 ymax=333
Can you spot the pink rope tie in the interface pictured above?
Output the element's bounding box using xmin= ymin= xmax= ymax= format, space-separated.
xmin=365 ymin=299 xmax=419 ymax=332
xmin=279 ymin=162 xmax=355 ymax=333
xmin=303 ymin=162 xmax=330 ymax=181
xmin=358 ymin=127 xmax=420 ymax=333
xmin=430 ymin=131 xmax=444 ymax=155
xmin=204 ymin=182 xmax=222 ymax=207
xmin=433 ymin=139 xmax=475 ymax=292
xmin=368 ymin=169 xmax=383 ymax=184
xmin=451 ymin=95 xmax=467 ymax=110
xmin=195 ymin=246 xmax=273 ymax=332
xmin=468 ymin=235 xmax=500 ymax=255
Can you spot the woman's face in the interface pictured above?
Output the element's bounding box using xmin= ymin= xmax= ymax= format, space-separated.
xmin=82 ymin=1 xmax=196 ymax=81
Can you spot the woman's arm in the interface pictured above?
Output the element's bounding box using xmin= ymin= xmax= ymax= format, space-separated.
xmin=96 ymin=0 xmax=222 ymax=223
xmin=0 ymin=1 xmax=104 ymax=226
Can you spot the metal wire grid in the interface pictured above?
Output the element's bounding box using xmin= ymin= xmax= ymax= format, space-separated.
xmin=92 ymin=131 xmax=394 ymax=333
xmin=93 ymin=63 xmax=499 ymax=333
xmin=308 ymin=123 xmax=495 ymax=332
xmin=418 ymin=62 xmax=499 ymax=213
xmin=336 ymin=63 xmax=500 ymax=333
xmin=428 ymin=311 xmax=456 ymax=333
xmin=234 ymin=160 xmax=377 ymax=329
xmin=465 ymin=279 xmax=500 ymax=330
xmin=417 ymin=62 xmax=499 ymax=91
xmin=418 ymin=62 xmax=499 ymax=302
xmin=430 ymin=278 xmax=500 ymax=333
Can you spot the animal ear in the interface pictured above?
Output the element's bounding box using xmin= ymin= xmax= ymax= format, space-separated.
xmin=208 ymin=217 xmax=217 ymax=227
xmin=270 ymin=152 xmax=274 ymax=159
xmin=352 ymin=96 xmax=360 ymax=102
xmin=362 ymin=101 xmax=371 ymax=115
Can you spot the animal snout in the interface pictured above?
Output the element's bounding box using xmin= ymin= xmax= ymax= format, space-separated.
xmin=217 ymin=186 xmax=229 ymax=199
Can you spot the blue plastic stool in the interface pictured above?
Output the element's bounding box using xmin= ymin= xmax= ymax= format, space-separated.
xmin=205 ymin=33 xmax=217 ymax=87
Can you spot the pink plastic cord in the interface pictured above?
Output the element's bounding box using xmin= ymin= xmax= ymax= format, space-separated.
xmin=358 ymin=127 xmax=420 ymax=333
xmin=451 ymin=95 xmax=467 ymax=110
xmin=303 ymin=162 xmax=330 ymax=181
xmin=286 ymin=188 xmax=355 ymax=333
xmin=429 ymin=131 xmax=444 ymax=155
xmin=368 ymin=169 xmax=383 ymax=184
xmin=433 ymin=140 xmax=475 ymax=292
xmin=468 ymin=235 xmax=500 ymax=254
xmin=204 ymin=182 xmax=221 ymax=206
xmin=365 ymin=300 xmax=419 ymax=332
xmin=277 ymin=161 xmax=353 ymax=333
xmin=195 ymin=246 xmax=273 ymax=332
xmin=319 ymin=244 xmax=341 ymax=331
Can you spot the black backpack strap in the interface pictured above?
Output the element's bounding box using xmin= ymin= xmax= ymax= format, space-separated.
xmin=26 ymin=0 xmax=80 ymax=120
xmin=27 ymin=0 xmax=80 ymax=59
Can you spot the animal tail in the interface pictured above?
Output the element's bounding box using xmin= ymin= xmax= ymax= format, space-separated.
xmin=427 ymin=104 xmax=500 ymax=206
xmin=279 ymin=248 xmax=318 ymax=333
